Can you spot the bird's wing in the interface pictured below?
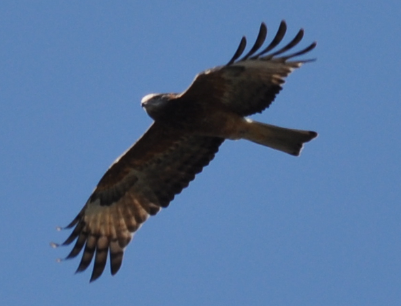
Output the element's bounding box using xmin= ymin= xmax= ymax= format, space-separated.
xmin=60 ymin=122 xmax=224 ymax=282
xmin=179 ymin=21 xmax=316 ymax=116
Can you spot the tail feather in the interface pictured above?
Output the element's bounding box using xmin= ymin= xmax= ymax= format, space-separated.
xmin=242 ymin=120 xmax=317 ymax=156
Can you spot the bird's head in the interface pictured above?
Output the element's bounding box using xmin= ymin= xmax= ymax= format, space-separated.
xmin=141 ymin=93 xmax=176 ymax=120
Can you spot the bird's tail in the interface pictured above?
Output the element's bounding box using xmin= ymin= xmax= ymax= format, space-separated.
xmin=242 ymin=120 xmax=317 ymax=156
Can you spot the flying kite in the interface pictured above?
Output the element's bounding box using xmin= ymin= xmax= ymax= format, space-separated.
xmin=54 ymin=21 xmax=318 ymax=282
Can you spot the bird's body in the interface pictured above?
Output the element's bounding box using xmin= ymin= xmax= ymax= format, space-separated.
xmin=55 ymin=21 xmax=318 ymax=282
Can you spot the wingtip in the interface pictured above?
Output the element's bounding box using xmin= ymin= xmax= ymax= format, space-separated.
xmin=89 ymin=274 xmax=100 ymax=283
xmin=74 ymin=266 xmax=86 ymax=274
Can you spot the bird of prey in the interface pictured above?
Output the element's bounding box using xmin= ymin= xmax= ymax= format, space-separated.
xmin=54 ymin=21 xmax=318 ymax=282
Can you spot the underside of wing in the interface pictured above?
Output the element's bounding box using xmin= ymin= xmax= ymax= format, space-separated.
xmin=180 ymin=20 xmax=316 ymax=117
xmin=59 ymin=122 xmax=224 ymax=281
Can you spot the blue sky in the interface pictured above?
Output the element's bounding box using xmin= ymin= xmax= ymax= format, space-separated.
xmin=1 ymin=1 xmax=400 ymax=305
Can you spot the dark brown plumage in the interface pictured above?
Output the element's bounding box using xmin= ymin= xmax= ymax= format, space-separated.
xmin=54 ymin=20 xmax=317 ymax=282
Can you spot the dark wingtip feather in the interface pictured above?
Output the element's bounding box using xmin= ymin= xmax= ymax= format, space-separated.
xmin=281 ymin=42 xmax=317 ymax=61
xmin=264 ymin=28 xmax=304 ymax=59
xmin=64 ymin=211 xmax=83 ymax=229
xmin=61 ymin=221 xmax=85 ymax=246
xmin=239 ymin=22 xmax=267 ymax=61
xmin=251 ymin=20 xmax=287 ymax=58
xmin=109 ymin=240 xmax=124 ymax=275
xmin=89 ymin=239 xmax=109 ymax=282
xmin=227 ymin=20 xmax=315 ymax=65
xmin=75 ymin=235 xmax=97 ymax=274
xmin=227 ymin=36 xmax=247 ymax=65
xmin=65 ymin=233 xmax=87 ymax=259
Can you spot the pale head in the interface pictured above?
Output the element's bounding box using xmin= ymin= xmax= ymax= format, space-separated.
xmin=141 ymin=93 xmax=176 ymax=120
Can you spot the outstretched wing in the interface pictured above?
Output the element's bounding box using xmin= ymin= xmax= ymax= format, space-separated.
xmin=180 ymin=20 xmax=316 ymax=116
xmin=59 ymin=122 xmax=224 ymax=282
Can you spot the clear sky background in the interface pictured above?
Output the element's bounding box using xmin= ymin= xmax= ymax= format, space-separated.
xmin=1 ymin=1 xmax=400 ymax=306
